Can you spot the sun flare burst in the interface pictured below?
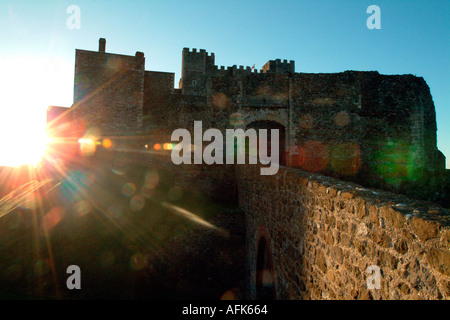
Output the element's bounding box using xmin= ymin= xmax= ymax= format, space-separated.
xmin=0 ymin=55 xmax=72 ymax=168
xmin=0 ymin=119 xmax=49 ymax=168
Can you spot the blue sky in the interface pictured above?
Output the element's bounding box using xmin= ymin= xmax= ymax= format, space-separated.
xmin=0 ymin=0 xmax=449 ymax=167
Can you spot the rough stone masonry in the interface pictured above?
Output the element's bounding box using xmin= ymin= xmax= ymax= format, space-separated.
xmin=238 ymin=165 xmax=450 ymax=300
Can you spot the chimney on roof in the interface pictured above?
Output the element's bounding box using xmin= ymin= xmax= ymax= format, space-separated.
xmin=99 ymin=38 xmax=106 ymax=52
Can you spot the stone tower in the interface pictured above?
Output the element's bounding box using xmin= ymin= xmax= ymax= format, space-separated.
xmin=73 ymin=38 xmax=145 ymax=137
xmin=179 ymin=48 xmax=215 ymax=96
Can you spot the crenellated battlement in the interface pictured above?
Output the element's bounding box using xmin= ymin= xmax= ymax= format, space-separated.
xmin=213 ymin=64 xmax=261 ymax=76
xmin=211 ymin=59 xmax=294 ymax=77
xmin=182 ymin=47 xmax=294 ymax=81
xmin=183 ymin=47 xmax=215 ymax=58
xmin=262 ymin=59 xmax=295 ymax=74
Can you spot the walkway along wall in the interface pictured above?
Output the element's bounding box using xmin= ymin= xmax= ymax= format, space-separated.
xmin=237 ymin=165 xmax=450 ymax=299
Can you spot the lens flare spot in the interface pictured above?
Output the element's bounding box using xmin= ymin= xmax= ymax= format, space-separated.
xmin=172 ymin=143 xmax=183 ymax=152
xmin=334 ymin=111 xmax=351 ymax=127
xmin=34 ymin=259 xmax=50 ymax=276
xmin=163 ymin=143 xmax=174 ymax=150
xmin=330 ymin=142 xmax=361 ymax=176
xmin=78 ymin=128 xmax=100 ymax=156
xmin=230 ymin=113 xmax=243 ymax=127
xmin=213 ymin=92 xmax=230 ymax=109
xmin=102 ymin=138 xmax=113 ymax=149
xmin=74 ymin=200 xmax=93 ymax=216
xmin=122 ymin=182 xmax=136 ymax=197
xmin=130 ymin=253 xmax=147 ymax=271
xmin=40 ymin=206 xmax=65 ymax=234
xmin=130 ymin=195 xmax=145 ymax=211
xmin=299 ymin=141 xmax=329 ymax=172
xmin=78 ymin=138 xmax=97 ymax=156
xmin=373 ymin=140 xmax=419 ymax=186
xmin=144 ymin=170 xmax=159 ymax=189
xmin=153 ymin=143 xmax=161 ymax=151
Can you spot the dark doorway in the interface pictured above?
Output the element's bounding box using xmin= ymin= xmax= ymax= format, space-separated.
xmin=246 ymin=121 xmax=286 ymax=166
xmin=255 ymin=237 xmax=275 ymax=300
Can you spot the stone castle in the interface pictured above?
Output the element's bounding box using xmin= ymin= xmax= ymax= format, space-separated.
xmin=70 ymin=38 xmax=445 ymax=201
xmin=50 ymin=38 xmax=449 ymax=299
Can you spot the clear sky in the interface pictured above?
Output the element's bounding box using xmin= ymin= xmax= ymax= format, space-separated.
xmin=0 ymin=0 xmax=449 ymax=167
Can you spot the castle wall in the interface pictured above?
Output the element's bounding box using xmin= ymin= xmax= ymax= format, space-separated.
xmin=140 ymin=55 xmax=441 ymax=200
xmin=71 ymin=41 xmax=442 ymax=201
xmin=143 ymin=70 xmax=177 ymax=131
xmin=237 ymin=165 xmax=450 ymax=300
xmin=286 ymin=71 xmax=439 ymax=198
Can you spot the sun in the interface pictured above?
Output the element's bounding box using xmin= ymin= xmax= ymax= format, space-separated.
xmin=0 ymin=120 xmax=48 ymax=168
xmin=0 ymin=55 xmax=72 ymax=168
